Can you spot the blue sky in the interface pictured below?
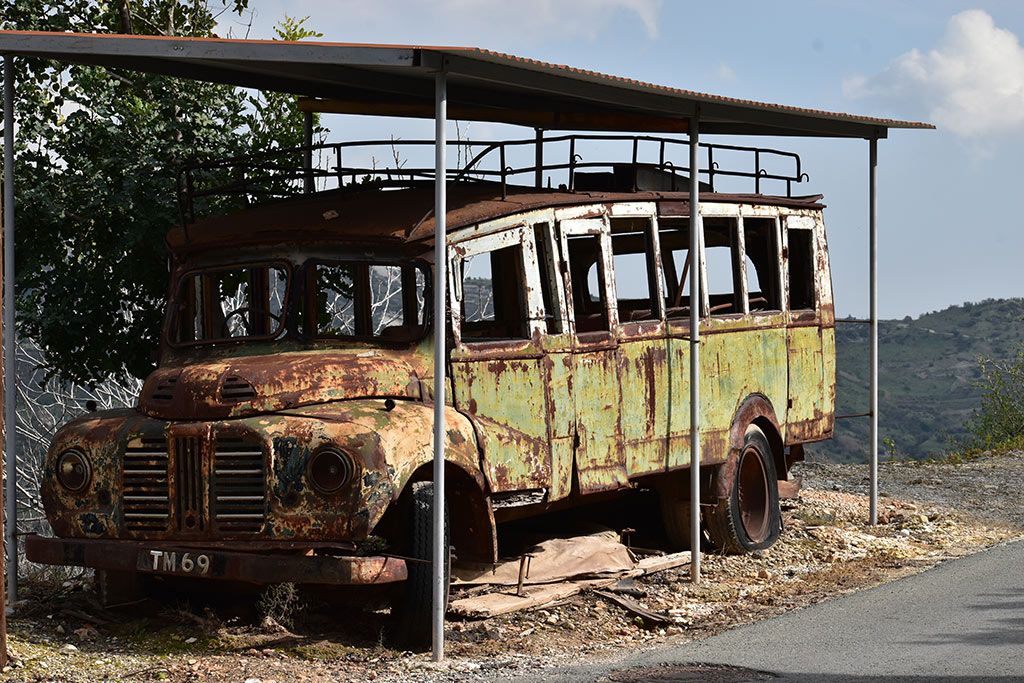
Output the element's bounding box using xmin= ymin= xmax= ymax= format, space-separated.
xmin=223 ymin=1 xmax=1024 ymax=319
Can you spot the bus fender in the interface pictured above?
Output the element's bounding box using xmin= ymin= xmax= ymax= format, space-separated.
xmin=712 ymin=394 xmax=785 ymax=501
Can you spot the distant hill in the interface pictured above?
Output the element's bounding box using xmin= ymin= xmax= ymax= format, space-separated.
xmin=806 ymin=298 xmax=1024 ymax=463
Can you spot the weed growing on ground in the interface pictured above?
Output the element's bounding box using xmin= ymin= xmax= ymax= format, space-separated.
xmin=257 ymin=582 xmax=304 ymax=629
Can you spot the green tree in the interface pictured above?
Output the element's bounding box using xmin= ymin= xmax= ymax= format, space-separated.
xmin=961 ymin=348 xmax=1024 ymax=451
xmin=1 ymin=1 xmax=324 ymax=386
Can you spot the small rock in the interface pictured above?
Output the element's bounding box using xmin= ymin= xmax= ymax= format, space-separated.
xmin=74 ymin=624 xmax=100 ymax=639
xmin=62 ymin=643 xmax=78 ymax=651
xmin=55 ymin=625 xmax=66 ymax=634
xmin=758 ymin=569 xmax=771 ymax=579
xmin=260 ymin=616 xmax=287 ymax=633
xmin=545 ymin=614 xmax=559 ymax=625
xmin=184 ymin=637 xmax=197 ymax=644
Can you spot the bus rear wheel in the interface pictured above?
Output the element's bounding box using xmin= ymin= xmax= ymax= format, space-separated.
xmin=706 ymin=425 xmax=781 ymax=554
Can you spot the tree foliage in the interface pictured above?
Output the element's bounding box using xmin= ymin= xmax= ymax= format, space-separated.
xmin=0 ymin=1 xmax=323 ymax=386
xmin=962 ymin=349 xmax=1024 ymax=452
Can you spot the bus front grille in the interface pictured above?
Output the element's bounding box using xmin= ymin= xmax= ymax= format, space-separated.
xmin=123 ymin=438 xmax=170 ymax=532
xmin=212 ymin=436 xmax=266 ymax=533
xmin=173 ymin=436 xmax=205 ymax=532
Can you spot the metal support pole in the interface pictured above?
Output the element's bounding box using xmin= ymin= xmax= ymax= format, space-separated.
xmin=0 ymin=54 xmax=10 ymax=664
xmin=534 ymin=128 xmax=543 ymax=189
xmin=303 ymin=110 xmax=313 ymax=194
xmin=3 ymin=55 xmax=16 ymax=603
xmin=431 ymin=72 xmax=448 ymax=663
xmin=688 ymin=115 xmax=701 ymax=584
xmin=868 ymin=137 xmax=878 ymax=526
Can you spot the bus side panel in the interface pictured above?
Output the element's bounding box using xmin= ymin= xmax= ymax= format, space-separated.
xmin=618 ymin=336 xmax=670 ymax=477
xmin=572 ymin=348 xmax=629 ymax=493
xmin=702 ymin=324 xmax=788 ymax=452
xmin=820 ymin=325 xmax=837 ymax=436
xmin=785 ymin=326 xmax=826 ymax=442
xmin=450 ymin=356 xmax=553 ymax=492
xmin=665 ymin=333 xmax=692 ymax=468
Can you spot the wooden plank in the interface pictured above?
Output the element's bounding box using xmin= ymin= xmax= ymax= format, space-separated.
xmin=449 ymin=550 xmax=690 ymax=618
xmin=593 ymin=589 xmax=675 ymax=626
xmin=637 ymin=550 xmax=691 ymax=574
xmin=450 ymin=577 xmax=616 ymax=618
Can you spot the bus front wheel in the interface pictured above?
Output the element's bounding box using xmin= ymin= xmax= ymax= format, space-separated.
xmin=394 ymin=480 xmax=449 ymax=649
xmin=706 ymin=424 xmax=781 ymax=553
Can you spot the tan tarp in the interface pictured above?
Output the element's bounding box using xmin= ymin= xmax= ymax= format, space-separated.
xmin=453 ymin=529 xmax=635 ymax=586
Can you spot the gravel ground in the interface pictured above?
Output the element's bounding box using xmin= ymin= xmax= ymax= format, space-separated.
xmin=4 ymin=451 xmax=1022 ymax=683
xmin=795 ymin=450 xmax=1024 ymax=529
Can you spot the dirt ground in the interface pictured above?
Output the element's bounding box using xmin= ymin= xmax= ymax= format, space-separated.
xmin=5 ymin=451 xmax=1023 ymax=683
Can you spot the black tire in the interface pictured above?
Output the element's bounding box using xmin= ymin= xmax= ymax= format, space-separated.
xmin=95 ymin=569 xmax=144 ymax=607
xmin=395 ymin=480 xmax=449 ymax=650
xmin=706 ymin=425 xmax=781 ymax=554
xmin=660 ymin=496 xmax=696 ymax=550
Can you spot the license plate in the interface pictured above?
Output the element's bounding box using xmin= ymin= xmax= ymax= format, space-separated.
xmin=138 ymin=549 xmax=213 ymax=576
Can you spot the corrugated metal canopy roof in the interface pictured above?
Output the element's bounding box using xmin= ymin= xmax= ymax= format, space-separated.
xmin=0 ymin=31 xmax=933 ymax=138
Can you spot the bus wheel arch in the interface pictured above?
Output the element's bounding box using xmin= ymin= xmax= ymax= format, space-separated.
xmin=707 ymin=395 xmax=784 ymax=553
xmin=385 ymin=462 xmax=496 ymax=565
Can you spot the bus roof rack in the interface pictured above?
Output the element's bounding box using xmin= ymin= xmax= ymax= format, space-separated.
xmin=177 ymin=134 xmax=810 ymax=226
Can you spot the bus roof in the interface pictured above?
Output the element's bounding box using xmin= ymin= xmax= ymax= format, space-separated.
xmin=166 ymin=185 xmax=825 ymax=255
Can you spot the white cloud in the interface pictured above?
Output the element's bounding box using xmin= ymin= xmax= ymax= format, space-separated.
xmin=843 ymin=10 xmax=1024 ymax=138
xmin=434 ymin=0 xmax=662 ymax=40
xmin=714 ymin=62 xmax=737 ymax=82
xmin=237 ymin=0 xmax=663 ymax=50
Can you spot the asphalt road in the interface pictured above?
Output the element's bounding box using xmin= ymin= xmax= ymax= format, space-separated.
xmin=515 ymin=538 xmax=1024 ymax=683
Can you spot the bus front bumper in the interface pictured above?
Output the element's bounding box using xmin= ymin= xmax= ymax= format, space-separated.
xmin=25 ymin=534 xmax=408 ymax=585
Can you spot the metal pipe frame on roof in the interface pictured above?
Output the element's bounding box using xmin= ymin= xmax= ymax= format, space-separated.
xmin=0 ymin=29 xmax=933 ymax=659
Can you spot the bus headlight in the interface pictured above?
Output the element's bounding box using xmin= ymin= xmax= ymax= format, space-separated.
xmin=308 ymin=447 xmax=356 ymax=494
xmin=57 ymin=449 xmax=91 ymax=492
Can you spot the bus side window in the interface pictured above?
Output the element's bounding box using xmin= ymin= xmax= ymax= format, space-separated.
xmin=533 ymin=223 xmax=564 ymax=335
xmin=704 ymin=218 xmax=741 ymax=316
xmin=657 ymin=219 xmax=690 ymax=319
xmin=461 ymin=244 xmax=530 ymax=340
xmin=744 ymin=217 xmax=781 ymax=312
xmin=788 ymin=228 xmax=816 ymax=311
xmin=566 ymin=234 xmax=610 ymax=333
xmin=610 ymin=217 xmax=660 ymax=323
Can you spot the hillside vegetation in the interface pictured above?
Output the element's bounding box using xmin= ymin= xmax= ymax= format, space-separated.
xmin=807 ymin=298 xmax=1024 ymax=463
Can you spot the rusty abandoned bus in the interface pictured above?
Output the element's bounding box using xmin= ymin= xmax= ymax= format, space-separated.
xmin=27 ymin=133 xmax=835 ymax=636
